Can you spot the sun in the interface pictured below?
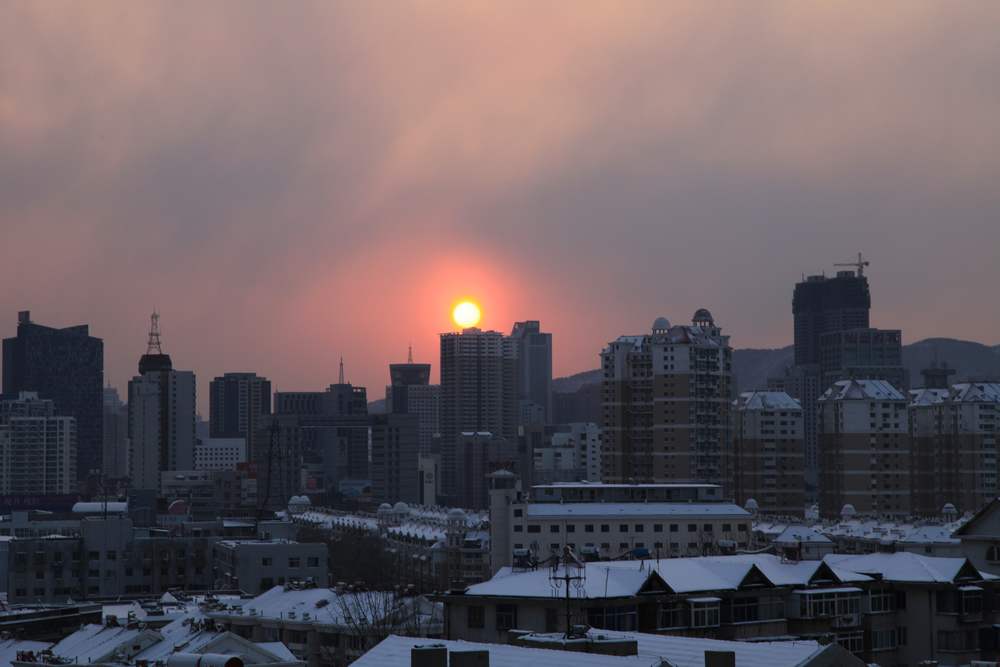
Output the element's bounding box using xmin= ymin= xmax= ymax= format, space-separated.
xmin=452 ymin=301 xmax=482 ymax=329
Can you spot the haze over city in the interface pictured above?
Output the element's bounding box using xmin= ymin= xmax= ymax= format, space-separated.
xmin=4 ymin=2 xmax=1000 ymax=404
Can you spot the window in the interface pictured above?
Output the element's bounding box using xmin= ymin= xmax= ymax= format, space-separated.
xmin=566 ymin=525 xmax=575 ymax=533
xmin=587 ymin=605 xmax=637 ymax=631
xmin=262 ymin=557 xmax=273 ymax=566
xmin=619 ymin=524 xmax=629 ymax=533
xmin=550 ymin=525 xmax=560 ymax=533
xmin=514 ymin=525 xmax=523 ymax=532
xmin=869 ymin=588 xmax=894 ymax=613
xmin=690 ymin=600 xmax=720 ymax=628
xmin=634 ymin=524 xmax=644 ymax=533
xmin=658 ymin=602 xmax=686 ymax=629
xmin=837 ymin=631 xmax=864 ymax=654
xmin=937 ymin=629 xmax=978 ymax=652
xmin=799 ymin=591 xmax=860 ymax=618
xmin=722 ymin=524 xmax=731 ymax=532
xmin=527 ymin=525 xmax=541 ymax=534
xmin=987 ymin=544 xmax=1000 ymax=562
xmin=288 ymin=557 xmax=301 ymax=568
xmin=703 ymin=524 xmax=713 ymax=532
xmin=467 ymin=605 xmax=484 ymax=629
xmin=513 ymin=509 xmax=523 ymax=517
xmin=670 ymin=524 xmax=678 ymax=533
xmin=600 ymin=525 xmax=610 ymax=533
xmin=496 ymin=604 xmax=517 ymax=631
xmin=871 ymin=628 xmax=898 ymax=651
xmin=585 ymin=525 xmax=594 ymax=533
xmin=731 ymin=597 xmax=759 ymax=623
xmin=653 ymin=524 xmax=663 ymax=533
xmin=687 ymin=524 xmax=697 ymax=533
xmin=307 ymin=557 xmax=320 ymax=567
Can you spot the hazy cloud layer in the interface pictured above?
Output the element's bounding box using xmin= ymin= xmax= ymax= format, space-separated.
xmin=2 ymin=1 xmax=999 ymax=406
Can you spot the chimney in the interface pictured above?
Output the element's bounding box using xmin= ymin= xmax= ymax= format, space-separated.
xmin=449 ymin=650 xmax=489 ymax=667
xmin=704 ymin=651 xmax=736 ymax=667
xmin=411 ymin=645 xmax=447 ymax=667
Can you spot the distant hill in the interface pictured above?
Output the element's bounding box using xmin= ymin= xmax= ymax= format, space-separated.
xmin=548 ymin=337 xmax=1000 ymax=424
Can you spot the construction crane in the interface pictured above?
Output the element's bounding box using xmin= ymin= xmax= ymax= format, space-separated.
xmin=835 ymin=252 xmax=870 ymax=276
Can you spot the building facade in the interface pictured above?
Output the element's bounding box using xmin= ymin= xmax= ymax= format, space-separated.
xmin=0 ymin=392 xmax=76 ymax=495
xmin=819 ymin=328 xmax=907 ymax=391
xmin=818 ymin=380 xmax=910 ymax=518
xmin=439 ymin=329 xmax=518 ymax=504
xmin=601 ymin=311 xmax=733 ymax=489
xmin=101 ymin=387 xmax=128 ymax=480
xmin=509 ymin=321 xmax=552 ymax=426
xmin=370 ymin=413 xmax=420 ymax=504
xmin=127 ymin=361 xmax=196 ymax=494
xmin=733 ymin=391 xmax=805 ymax=517
xmin=209 ymin=372 xmax=272 ymax=440
xmin=2 ymin=311 xmax=103 ymax=480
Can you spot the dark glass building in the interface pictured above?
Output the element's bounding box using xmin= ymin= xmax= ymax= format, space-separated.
xmin=387 ymin=360 xmax=431 ymax=414
xmin=208 ymin=372 xmax=272 ymax=439
xmin=510 ymin=320 xmax=553 ymax=425
xmin=792 ymin=271 xmax=871 ymax=366
xmin=2 ymin=310 xmax=103 ymax=481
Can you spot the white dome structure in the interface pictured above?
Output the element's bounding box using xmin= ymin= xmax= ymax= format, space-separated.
xmin=744 ymin=498 xmax=759 ymax=513
xmin=840 ymin=503 xmax=857 ymax=519
xmin=378 ymin=502 xmax=393 ymax=511
xmin=652 ymin=317 xmax=671 ymax=334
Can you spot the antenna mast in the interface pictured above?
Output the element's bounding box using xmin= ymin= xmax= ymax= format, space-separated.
xmin=146 ymin=311 xmax=163 ymax=354
xmin=408 ymin=343 xmax=413 ymax=363
xmin=338 ymin=356 xmax=345 ymax=384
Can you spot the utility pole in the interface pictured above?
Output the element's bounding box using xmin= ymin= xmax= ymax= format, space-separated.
xmin=549 ymin=545 xmax=586 ymax=638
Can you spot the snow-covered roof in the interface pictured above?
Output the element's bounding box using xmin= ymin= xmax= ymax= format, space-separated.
xmin=463 ymin=554 xmax=870 ymax=600
xmin=71 ymin=501 xmax=128 ymax=514
xmin=819 ymin=379 xmax=905 ymax=402
xmin=773 ymin=525 xmax=833 ymax=545
xmin=909 ymin=388 xmax=950 ymax=407
xmin=533 ymin=482 xmax=718 ymax=490
xmin=48 ymin=624 xmax=149 ymax=664
xmin=824 ymin=552 xmax=994 ymax=583
xmin=355 ymin=635 xmax=647 ymax=667
xmin=525 ymin=502 xmax=749 ymax=519
xmin=738 ymin=391 xmax=801 ymax=411
xmin=0 ymin=639 xmax=51 ymax=666
xmin=951 ymin=382 xmax=1000 ymax=403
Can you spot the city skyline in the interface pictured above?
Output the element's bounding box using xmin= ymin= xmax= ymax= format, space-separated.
xmin=3 ymin=3 xmax=1000 ymax=410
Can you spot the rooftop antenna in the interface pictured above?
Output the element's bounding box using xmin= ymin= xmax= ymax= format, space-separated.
xmin=146 ymin=311 xmax=163 ymax=354
xmin=834 ymin=252 xmax=870 ymax=277
xmin=338 ymin=356 xmax=345 ymax=384
xmin=407 ymin=343 xmax=413 ymax=363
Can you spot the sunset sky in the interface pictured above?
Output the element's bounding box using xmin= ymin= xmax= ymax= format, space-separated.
xmin=2 ymin=2 xmax=999 ymax=410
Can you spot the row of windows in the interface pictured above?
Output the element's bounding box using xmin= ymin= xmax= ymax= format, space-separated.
xmin=519 ymin=523 xmax=746 ymax=534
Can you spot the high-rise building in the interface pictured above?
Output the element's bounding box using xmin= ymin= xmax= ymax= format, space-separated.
xmin=819 ymin=328 xmax=907 ymax=391
xmin=370 ymin=412 xmax=420 ymax=504
xmin=817 ymin=379 xmax=910 ymax=518
xmin=909 ymin=383 xmax=999 ymax=515
xmin=510 ymin=321 xmax=552 ymax=425
xmin=454 ymin=431 xmax=518 ymax=510
xmin=775 ymin=267 xmax=874 ymax=494
xmin=2 ymin=310 xmax=103 ymax=480
xmin=601 ymin=311 xmax=733 ymax=489
xmin=266 ymin=380 xmax=369 ymax=496
xmin=127 ymin=314 xmax=196 ymax=493
xmin=209 ymin=372 xmax=271 ymax=440
xmin=733 ymin=391 xmax=805 ymax=517
xmin=439 ymin=328 xmax=518 ymax=503
xmin=385 ymin=349 xmax=439 ymax=455
xmin=0 ymin=392 xmax=76 ymax=494
xmin=102 ymin=387 xmax=129 ymax=479
xmin=793 ymin=272 xmax=871 ymax=366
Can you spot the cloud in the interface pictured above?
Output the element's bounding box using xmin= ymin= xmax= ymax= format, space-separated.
xmin=1 ymin=1 xmax=999 ymax=404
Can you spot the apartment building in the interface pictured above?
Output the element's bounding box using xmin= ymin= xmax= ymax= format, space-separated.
xmin=818 ymin=380 xmax=910 ymax=518
xmin=601 ymin=311 xmax=733 ymax=489
xmin=733 ymin=391 xmax=805 ymax=517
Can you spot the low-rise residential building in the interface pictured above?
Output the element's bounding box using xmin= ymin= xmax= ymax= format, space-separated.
xmin=206 ymin=581 xmax=443 ymax=667
xmin=437 ymin=551 xmax=1000 ymax=666
xmin=489 ymin=481 xmax=751 ymax=572
xmin=733 ymin=391 xmax=805 ymax=517
xmin=213 ymin=539 xmax=329 ymax=594
xmin=12 ymin=608 xmax=302 ymax=667
xmin=956 ymin=496 xmax=1000 ymax=576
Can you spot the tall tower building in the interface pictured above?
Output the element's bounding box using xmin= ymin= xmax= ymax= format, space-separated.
xmin=102 ymin=386 xmax=129 ymax=479
xmin=385 ymin=349 xmax=440 ymax=455
xmin=439 ymin=328 xmax=518 ymax=503
xmin=510 ymin=321 xmax=553 ymax=425
xmin=0 ymin=392 xmax=76 ymax=495
xmin=601 ymin=311 xmax=733 ymax=489
xmin=774 ymin=264 xmax=874 ymax=494
xmin=208 ymin=372 xmax=271 ymax=440
xmin=2 ymin=310 xmax=103 ymax=480
xmin=127 ymin=313 xmax=196 ymax=493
